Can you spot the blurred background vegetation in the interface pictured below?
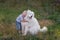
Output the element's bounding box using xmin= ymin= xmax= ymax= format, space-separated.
xmin=0 ymin=0 xmax=60 ymax=40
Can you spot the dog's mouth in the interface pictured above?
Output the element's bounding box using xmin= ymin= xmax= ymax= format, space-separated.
xmin=29 ymin=16 xmax=32 ymax=19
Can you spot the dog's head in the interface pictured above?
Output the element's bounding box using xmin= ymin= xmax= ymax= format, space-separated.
xmin=26 ymin=10 xmax=34 ymax=19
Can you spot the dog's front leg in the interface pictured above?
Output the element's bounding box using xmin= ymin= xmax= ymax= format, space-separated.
xmin=23 ymin=26 xmax=29 ymax=36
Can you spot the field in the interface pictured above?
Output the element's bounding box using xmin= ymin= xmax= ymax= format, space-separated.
xmin=0 ymin=0 xmax=60 ymax=40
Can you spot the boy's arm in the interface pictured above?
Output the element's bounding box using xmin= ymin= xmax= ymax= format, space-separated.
xmin=21 ymin=20 xmax=28 ymax=22
xmin=21 ymin=17 xmax=28 ymax=22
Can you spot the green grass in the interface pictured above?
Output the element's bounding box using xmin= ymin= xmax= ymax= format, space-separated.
xmin=0 ymin=3 xmax=60 ymax=40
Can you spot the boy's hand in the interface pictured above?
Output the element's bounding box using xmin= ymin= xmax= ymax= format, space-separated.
xmin=21 ymin=20 xmax=28 ymax=22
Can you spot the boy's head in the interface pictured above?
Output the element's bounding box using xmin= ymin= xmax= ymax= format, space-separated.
xmin=22 ymin=10 xmax=27 ymax=17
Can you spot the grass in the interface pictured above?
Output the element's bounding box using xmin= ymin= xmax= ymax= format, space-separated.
xmin=0 ymin=3 xmax=60 ymax=40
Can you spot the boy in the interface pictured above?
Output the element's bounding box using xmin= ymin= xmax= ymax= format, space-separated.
xmin=16 ymin=10 xmax=27 ymax=34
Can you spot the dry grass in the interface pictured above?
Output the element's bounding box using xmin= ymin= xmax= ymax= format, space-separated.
xmin=39 ymin=19 xmax=54 ymax=27
xmin=0 ymin=20 xmax=59 ymax=40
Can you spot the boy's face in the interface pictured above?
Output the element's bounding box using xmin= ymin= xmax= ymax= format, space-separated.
xmin=22 ymin=11 xmax=27 ymax=17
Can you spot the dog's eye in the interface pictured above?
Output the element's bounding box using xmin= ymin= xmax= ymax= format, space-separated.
xmin=31 ymin=16 xmax=32 ymax=17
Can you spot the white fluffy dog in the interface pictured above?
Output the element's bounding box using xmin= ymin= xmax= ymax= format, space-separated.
xmin=21 ymin=10 xmax=48 ymax=36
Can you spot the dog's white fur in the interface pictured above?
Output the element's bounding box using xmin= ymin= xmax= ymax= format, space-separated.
xmin=21 ymin=10 xmax=48 ymax=36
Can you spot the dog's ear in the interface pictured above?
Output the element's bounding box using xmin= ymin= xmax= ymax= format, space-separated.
xmin=32 ymin=12 xmax=34 ymax=17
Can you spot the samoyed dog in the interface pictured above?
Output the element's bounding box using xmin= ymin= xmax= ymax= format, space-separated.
xmin=21 ymin=10 xmax=48 ymax=36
